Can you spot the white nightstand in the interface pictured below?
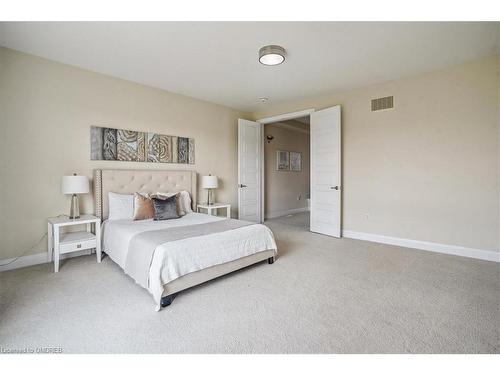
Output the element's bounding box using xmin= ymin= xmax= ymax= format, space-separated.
xmin=197 ymin=203 xmax=231 ymax=218
xmin=47 ymin=214 xmax=101 ymax=272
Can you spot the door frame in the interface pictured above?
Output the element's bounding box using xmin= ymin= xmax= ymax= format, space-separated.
xmin=258 ymin=108 xmax=316 ymax=125
xmin=256 ymin=109 xmax=316 ymax=223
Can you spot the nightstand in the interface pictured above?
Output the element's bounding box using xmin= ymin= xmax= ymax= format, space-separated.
xmin=47 ymin=214 xmax=101 ymax=272
xmin=197 ymin=203 xmax=231 ymax=218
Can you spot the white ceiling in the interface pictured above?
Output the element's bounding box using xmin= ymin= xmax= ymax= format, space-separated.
xmin=0 ymin=22 xmax=498 ymax=112
xmin=269 ymin=120 xmax=310 ymax=135
xmin=293 ymin=116 xmax=310 ymax=125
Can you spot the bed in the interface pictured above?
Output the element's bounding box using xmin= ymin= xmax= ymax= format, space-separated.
xmin=94 ymin=169 xmax=277 ymax=311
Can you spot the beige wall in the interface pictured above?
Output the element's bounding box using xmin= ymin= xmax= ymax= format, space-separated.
xmin=1 ymin=47 xmax=498 ymax=261
xmin=0 ymin=47 xmax=248 ymax=260
xmin=254 ymin=56 xmax=500 ymax=252
xmin=264 ymin=123 xmax=310 ymax=218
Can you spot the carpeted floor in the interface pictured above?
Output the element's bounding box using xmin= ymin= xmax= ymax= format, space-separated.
xmin=0 ymin=212 xmax=498 ymax=353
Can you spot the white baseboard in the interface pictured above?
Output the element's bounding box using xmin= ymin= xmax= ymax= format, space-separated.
xmin=265 ymin=207 xmax=309 ymax=219
xmin=3 ymin=230 xmax=497 ymax=272
xmin=342 ymin=230 xmax=500 ymax=263
xmin=0 ymin=249 xmax=92 ymax=272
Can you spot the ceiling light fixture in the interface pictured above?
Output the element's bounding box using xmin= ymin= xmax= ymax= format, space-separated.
xmin=260 ymin=97 xmax=269 ymax=103
xmin=259 ymin=45 xmax=286 ymax=66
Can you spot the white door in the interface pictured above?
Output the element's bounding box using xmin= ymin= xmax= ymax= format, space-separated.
xmin=310 ymin=105 xmax=342 ymax=237
xmin=238 ymin=119 xmax=262 ymax=222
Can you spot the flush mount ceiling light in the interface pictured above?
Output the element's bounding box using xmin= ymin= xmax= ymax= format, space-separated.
xmin=259 ymin=97 xmax=269 ymax=103
xmin=259 ymin=45 xmax=286 ymax=66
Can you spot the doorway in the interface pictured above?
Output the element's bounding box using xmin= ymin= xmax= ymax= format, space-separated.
xmin=238 ymin=106 xmax=342 ymax=237
xmin=263 ymin=116 xmax=311 ymax=230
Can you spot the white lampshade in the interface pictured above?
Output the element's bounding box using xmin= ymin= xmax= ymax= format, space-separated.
xmin=201 ymin=175 xmax=218 ymax=189
xmin=61 ymin=175 xmax=89 ymax=195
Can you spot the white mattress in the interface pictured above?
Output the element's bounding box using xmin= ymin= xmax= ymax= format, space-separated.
xmin=102 ymin=213 xmax=277 ymax=305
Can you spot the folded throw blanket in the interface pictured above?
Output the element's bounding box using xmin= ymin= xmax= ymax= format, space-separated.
xmin=125 ymin=219 xmax=254 ymax=289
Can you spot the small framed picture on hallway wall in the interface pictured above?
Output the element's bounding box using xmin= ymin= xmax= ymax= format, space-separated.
xmin=277 ymin=150 xmax=289 ymax=171
xmin=290 ymin=151 xmax=302 ymax=172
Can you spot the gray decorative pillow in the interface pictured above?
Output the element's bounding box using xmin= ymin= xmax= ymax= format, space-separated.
xmin=152 ymin=195 xmax=180 ymax=221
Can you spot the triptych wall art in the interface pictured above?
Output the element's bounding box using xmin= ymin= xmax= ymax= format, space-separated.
xmin=90 ymin=126 xmax=195 ymax=164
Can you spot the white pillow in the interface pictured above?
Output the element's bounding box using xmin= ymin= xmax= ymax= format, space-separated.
xmin=180 ymin=191 xmax=193 ymax=213
xmin=156 ymin=190 xmax=193 ymax=216
xmin=108 ymin=192 xmax=134 ymax=220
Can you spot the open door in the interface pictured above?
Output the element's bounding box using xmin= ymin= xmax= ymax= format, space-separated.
xmin=310 ymin=105 xmax=342 ymax=237
xmin=238 ymin=119 xmax=262 ymax=222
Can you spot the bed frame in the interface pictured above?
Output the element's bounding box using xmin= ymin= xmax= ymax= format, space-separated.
xmin=93 ymin=169 xmax=275 ymax=309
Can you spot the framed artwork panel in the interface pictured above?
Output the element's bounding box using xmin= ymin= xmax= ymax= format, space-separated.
xmin=290 ymin=151 xmax=302 ymax=172
xmin=277 ymin=150 xmax=289 ymax=171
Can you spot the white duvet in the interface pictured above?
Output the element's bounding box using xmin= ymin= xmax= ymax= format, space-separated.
xmin=102 ymin=213 xmax=277 ymax=307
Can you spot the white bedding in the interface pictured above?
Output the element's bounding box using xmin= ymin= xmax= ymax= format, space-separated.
xmin=102 ymin=213 xmax=277 ymax=306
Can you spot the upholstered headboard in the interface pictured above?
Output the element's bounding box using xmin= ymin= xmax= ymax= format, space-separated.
xmin=93 ymin=169 xmax=197 ymax=220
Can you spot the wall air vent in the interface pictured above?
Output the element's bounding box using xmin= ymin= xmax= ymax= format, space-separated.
xmin=371 ymin=96 xmax=394 ymax=111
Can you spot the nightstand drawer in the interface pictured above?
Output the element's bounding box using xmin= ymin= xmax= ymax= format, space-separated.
xmin=59 ymin=231 xmax=97 ymax=254
xmin=60 ymin=238 xmax=97 ymax=254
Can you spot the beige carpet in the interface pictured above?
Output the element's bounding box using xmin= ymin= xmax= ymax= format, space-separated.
xmin=1 ymin=213 xmax=498 ymax=353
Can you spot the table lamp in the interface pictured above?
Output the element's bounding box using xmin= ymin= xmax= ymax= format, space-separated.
xmin=61 ymin=173 xmax=89 ymax=219
xmin=201 ymin=175 xmax=218 ymax=205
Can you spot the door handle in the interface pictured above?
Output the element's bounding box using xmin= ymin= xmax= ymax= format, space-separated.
xmin=330 ymin=186 xmax=339 ymax=190
xmin=239 ymin=184 xmax=247 ymax=188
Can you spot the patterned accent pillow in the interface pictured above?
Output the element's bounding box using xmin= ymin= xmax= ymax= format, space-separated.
xmin=133 ymin=193 xmax=155 ymax=221
xmin=152 ymin=194 xmax=180 ymax=221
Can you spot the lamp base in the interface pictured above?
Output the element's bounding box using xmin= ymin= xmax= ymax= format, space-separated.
xmin=69 ymin=194 xmax=80 ymax=219
xmin=206 ymin=189 xmax=214 ymax=206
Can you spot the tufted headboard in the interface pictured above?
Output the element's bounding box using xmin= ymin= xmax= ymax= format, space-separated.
xmin=93 ymin=169 xmax=197 ymax=220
